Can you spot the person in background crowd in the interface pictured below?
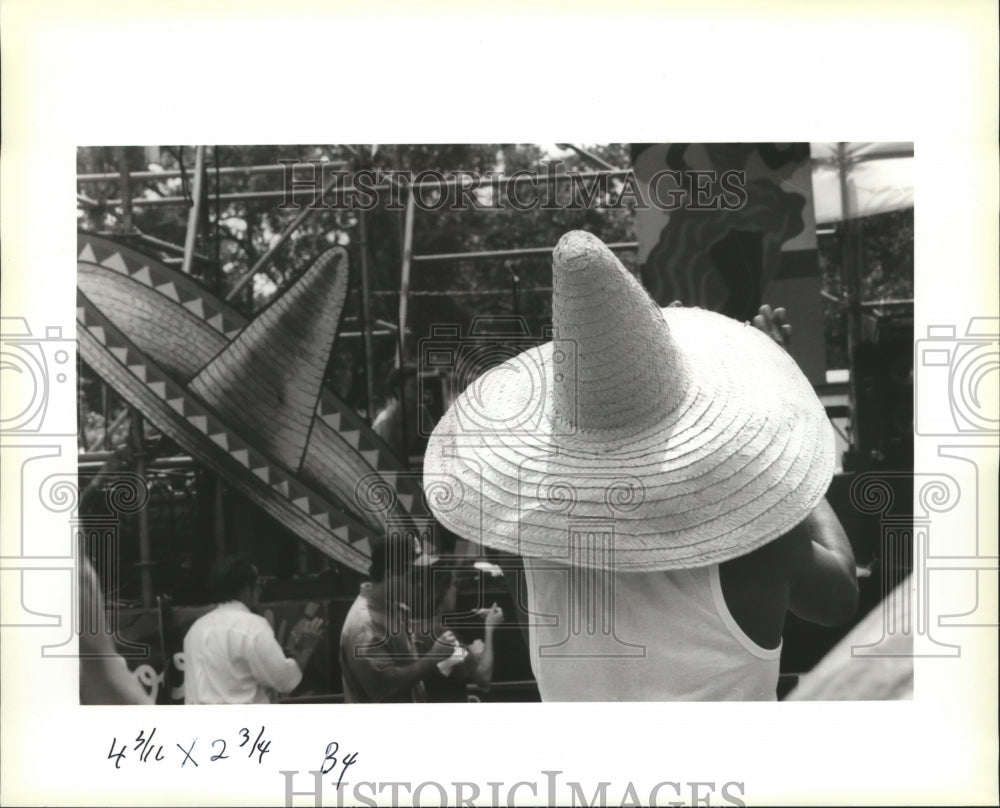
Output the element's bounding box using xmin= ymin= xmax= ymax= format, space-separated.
xmin=412 ymin=560 xmax=504 ymax=702
xmin=78 ymin=555 xmax=155 ymax=705
xmin=339 ymin=534 xmax=455 ymax=703
xmin=77 ymin=451 xmax=155 ymax=705
xmin=183 ymin=555 xmax=324 ymax=704
xmin=372 ymin=364 xmax=429 ymax=463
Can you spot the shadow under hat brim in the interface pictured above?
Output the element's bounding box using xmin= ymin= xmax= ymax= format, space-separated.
xmin=423 ymin=306 xmax=835 ymax=572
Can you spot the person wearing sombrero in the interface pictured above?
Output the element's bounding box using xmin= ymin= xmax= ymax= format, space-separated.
xmin=423 ymin=231 xmax=858 ymax=701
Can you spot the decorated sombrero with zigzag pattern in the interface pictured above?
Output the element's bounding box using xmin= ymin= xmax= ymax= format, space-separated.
xmin=77 ymin=232 xmax=424 ymax=573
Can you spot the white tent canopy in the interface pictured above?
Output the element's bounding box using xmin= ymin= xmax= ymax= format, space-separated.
xmin=810 ymin=142 xmax=914 ymax=225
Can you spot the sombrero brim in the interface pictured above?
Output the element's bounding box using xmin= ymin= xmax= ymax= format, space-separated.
xmin=423 ymin=306 xmax=835 ymax=571
xmin=77 ymin=234 xmax=423 ymax=572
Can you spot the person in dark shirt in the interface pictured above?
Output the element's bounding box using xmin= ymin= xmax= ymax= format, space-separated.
xmin=339 ymin=535 xmax=454 ymax=702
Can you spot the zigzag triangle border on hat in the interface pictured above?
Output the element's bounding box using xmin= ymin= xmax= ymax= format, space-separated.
xmin=78 ymin=291 xmax=375 ymax=569
xmin=77 ymin=233 xmax=424 ymax=571
xmin=78 ymin=233 xmax=417 ymax=483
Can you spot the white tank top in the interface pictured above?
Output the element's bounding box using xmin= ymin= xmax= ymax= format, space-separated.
xmin=522 ymin=559 xmax=781 ymax=701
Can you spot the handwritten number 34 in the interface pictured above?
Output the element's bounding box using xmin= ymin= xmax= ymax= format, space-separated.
xmin=322 ymin=742 xmax=358 ymax=788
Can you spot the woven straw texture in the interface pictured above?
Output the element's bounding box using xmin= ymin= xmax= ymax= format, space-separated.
xmin=424 ymin=231 xmax=835 ymax=571
xmin=77 ymin=234 xmax=423 ymax=573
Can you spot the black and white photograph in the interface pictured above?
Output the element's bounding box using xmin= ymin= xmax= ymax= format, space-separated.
xmin=70 ymin=141 xmax=915 ymax=707
xmin=2 ymin=3 xmax=997 ymax=807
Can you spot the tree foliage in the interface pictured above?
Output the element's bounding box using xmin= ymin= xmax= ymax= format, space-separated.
xmin=77 ymin=144 xmax=636 ymax=422
xmin=77 ymin=142 xmax=912 ymax=432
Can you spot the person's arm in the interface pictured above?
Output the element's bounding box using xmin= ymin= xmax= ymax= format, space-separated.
xmin=348 ymin=631 xmax=457 ymax=702
xmin=785 ymin=499 xmax=860 ymax=626
xmin=247 ymin=617 xmax=324 ymax=695
xmin=467 ymin=603 xmax=503 ymax=689
xmin=288 ymin=617 xmax=325 ymax=678
xmin=748 ymin=307 xmax=857 ymax=624
xmin=483 ymin=547 xmax=530 ymax=650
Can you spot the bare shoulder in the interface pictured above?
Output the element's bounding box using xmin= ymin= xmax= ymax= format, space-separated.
xmin=728 ymin=526 xmax=810 ymax=578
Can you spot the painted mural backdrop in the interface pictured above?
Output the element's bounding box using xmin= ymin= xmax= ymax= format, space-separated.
xmin=633 ymin=143 xmax=826 ymax=383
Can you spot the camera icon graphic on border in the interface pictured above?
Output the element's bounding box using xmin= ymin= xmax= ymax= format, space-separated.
xmin=914 ymin=317 xmax=999 ymax=436
xmin=0 ymin=317 xmax=75 ymax=435
xmin=418 ymin=315 xmax=578 ymax=439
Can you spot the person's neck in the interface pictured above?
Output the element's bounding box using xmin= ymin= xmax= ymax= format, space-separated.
xmin=233 ymin=588 xmax=255 ymax=611
xmin=367 ymin=579 xmax=390 ymax=607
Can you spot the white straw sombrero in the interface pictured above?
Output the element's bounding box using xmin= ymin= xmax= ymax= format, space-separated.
xmin=77 ymin=233 xmax=422 ymax=573
xmin=423 ymin=230 xmax=835 ymax=571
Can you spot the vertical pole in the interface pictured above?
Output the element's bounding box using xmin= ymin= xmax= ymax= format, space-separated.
xmin=398 ymin=186 xmax=416 ymax=362
xmin=213 ymin=479 xmax=226 ymax=559
xmin=358 ymin=208 xmax=376 ymax=421
xmin=838 ymin=143 xmax=864 ymax=456
xmin=101 ymin=386 xmax=110 ymax=450
xmin=77 ymin=366 xmax=86 ymax=451
xmin=129 ymin=407 xmax=154 ymax=609
xmin=116 ymin=147 xmax=133 ymax=234
xmin=181 ymin=146 xmax=207 ymax=276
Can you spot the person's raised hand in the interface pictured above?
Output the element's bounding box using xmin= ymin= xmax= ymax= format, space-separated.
xmin=431 ymin=630 xmax=459 ymax=657
xmin=297 ymin=617 xmax=325 ymax=650
xmin=482 ymin=603 xmax=504 ymax=629
xmin=752 ymin=304 xmax=792 ymax=350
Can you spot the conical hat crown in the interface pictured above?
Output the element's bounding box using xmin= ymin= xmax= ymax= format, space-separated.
xmin=188 ymin=247 xmax=349 ymax=472
xmin=424 ymin=230 xmax=835 ymax=571
xmin=552 ymin=231 xmax=689 ymax=432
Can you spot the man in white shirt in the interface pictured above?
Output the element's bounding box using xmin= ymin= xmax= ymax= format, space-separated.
xmin=183 ymin=556 xmax=324 ymax=704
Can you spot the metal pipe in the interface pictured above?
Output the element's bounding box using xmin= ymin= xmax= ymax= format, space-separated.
xmin=77 ymin=161 xmax=348 ymax=184
xmin=398 ymin=188 xmax=416 ymax=359
xmin=556 ymin=143 xmax=621 ymax=172
xmin=101 ymin=386 xmax=110 ymax=450
xmin=128 ymin=231 xmax=213 ymax=263
xmin=860 ymin=298 xmax=913 ymax=309
xmin=370 ymin=288 xmax=553 ymax=299
xmin=339 ymin=329 xmax=396 ymax=339
xmin=412 ymin=242 xmax=638 ymax=263
xmin=116 ymin=148 xmax=133 ymax=233
xmin=181 ymin=146 xmax=207 ymax=276
xmin=225 ymin=163 xmax=349 ymax=302
xmin=213 ymin=478 xmax=226 ymax=559
xmin=79 ymin=453 xmax=197 ymax=468
xmin=358 ymin=208 xmax=376 ymax=421
xmin=837 ymin=143 xmax=865 ymax=456
xmin=102 ymin=168 xmax=634 ymax=208
xmin=129 ymin=407 xmax=154 ymax=609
